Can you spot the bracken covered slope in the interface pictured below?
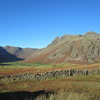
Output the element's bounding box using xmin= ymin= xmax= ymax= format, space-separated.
xmin=26 ymin=32 xmax=100 ymax=64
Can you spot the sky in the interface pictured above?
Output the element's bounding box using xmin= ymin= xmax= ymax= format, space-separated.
xmin=0 ymin=0 xmax=100 ymax=48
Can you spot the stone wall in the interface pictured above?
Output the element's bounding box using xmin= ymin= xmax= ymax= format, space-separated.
xmin=0 ymin=68 xmax=100 ymax=82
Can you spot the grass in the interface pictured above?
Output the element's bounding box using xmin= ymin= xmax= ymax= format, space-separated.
xmin=0 ymin=62 xmax=47 ymax=67
xmin=0 ymin=62 xmax=100 ymax=100
xmin=35 ymin=92 xmax=100 ymax=100
xmin=0 ymin=61 xmax=99 ymax=74
xmin=0 ymin=61 xmax=77 ymax=75
xmin=0 ymin=62 xmax=76 ymax=68
xmin=0 ymin=62 xmax=51 ymax=75
xmin=0 ymin=67 xmax=99 ymax=100
xmin=0 ymin=73 xmax=99 ymax=92
xmin=0 ymin=74 xmax=99 ymax=100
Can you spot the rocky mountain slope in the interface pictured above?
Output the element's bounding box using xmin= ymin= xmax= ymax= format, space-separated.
xmin=26 ymin=32 xmax=100 ymax=64
xmin=0 ymin=46 xmax=38 ymax=62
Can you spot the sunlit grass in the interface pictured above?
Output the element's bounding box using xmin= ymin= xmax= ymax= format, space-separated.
xmin=35 ymin=92 xmax=100 ymax=100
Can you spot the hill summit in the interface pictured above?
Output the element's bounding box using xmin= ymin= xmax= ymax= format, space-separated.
xmin=26 ymin=32 xmax=100 ymax=64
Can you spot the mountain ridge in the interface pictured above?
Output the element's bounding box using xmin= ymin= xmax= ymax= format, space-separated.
xmin=0 ymin=46 xmax=38 ymax=62
xmin=25 ymin=32 xmax=100 ymax=64
xmin=0 ymin=31 xmax=100 ymax=64
xmin=0 ymin=46 xmax=23 ymax=62
xmin=4 ymin=46 xmax=38 ymax=59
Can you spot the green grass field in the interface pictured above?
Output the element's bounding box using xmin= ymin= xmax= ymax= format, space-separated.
xmin=0 ymin=61 xmax=77 ymax=75
xmin=0 ymin=61 xmax=76 ymax=68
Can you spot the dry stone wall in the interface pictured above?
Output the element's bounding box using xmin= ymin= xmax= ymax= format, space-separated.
xmin=0 ymin=68 xmax=100 ymax=82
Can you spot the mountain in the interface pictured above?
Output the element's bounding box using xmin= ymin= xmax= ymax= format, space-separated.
xmin=0 ymin=46 xmax=23 ymax=62
xmin=26 ymin=32 xmax=100 ymax=64
xmin=0 ymin=46 xmax=38 ymax=63
xmin=4 ymin=46 xmax=38 ymax=59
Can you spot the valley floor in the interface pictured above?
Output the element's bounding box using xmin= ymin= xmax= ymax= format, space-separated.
xmin=0 ymin=62 xmax=100 ymax=100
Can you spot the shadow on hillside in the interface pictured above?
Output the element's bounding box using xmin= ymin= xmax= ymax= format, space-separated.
xmin=0 ymin=64 xmax=11 ymax=66
xmin=0 ymin=90 xmax=54 ymax=100
xmin=0 ymin=47 xmax=24 ymax=63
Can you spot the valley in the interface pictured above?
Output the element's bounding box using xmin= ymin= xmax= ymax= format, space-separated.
xmin=0 ymin=61 xmax=100 ymax=100
xmin=0 ymin=32 xmax=100 ymax=100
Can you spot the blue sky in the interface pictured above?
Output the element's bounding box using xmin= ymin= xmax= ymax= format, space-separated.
xmin=0 ymin=0 xmax=100 ymax=48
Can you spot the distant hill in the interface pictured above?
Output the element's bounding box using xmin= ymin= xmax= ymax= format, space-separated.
xmin=26 ymin=32 xmax=100 ymax=64
xmin=0 ymin=46 xmax=38 ymax=63
xmin=4 ymin=46 xmax=38 ymax=59
xmin=0 ymin=46 xmax=22 ymax=62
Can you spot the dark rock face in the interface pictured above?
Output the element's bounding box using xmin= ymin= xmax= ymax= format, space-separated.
xmin=26 ymin=32 xmax=100 ymax=64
